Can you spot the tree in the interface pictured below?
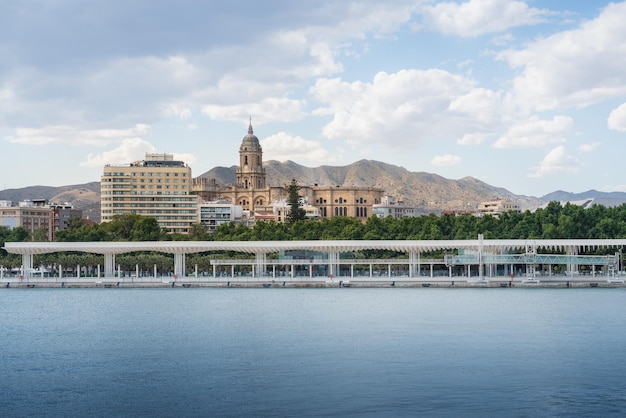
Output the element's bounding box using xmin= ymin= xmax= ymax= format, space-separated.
xmin=285 ymin=178 xmax=306 ymax=226
xmin=32 ymin=227 xmax=49 ymax=242
xmin=188 ymin=223 xmax=212 ymax=241
xmin=8 ymin=226 xmax=30 ymax=243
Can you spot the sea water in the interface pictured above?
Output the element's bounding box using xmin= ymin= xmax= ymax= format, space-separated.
xmin=1 ymin=288 xmax=625 ymax=417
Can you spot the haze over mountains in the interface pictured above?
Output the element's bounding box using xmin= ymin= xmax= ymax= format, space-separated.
xmin=2 ymin=160 xmax=625 ymax=223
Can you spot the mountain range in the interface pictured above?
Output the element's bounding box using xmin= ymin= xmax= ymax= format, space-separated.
xmin=198 ymin=159 xmax=545 ymax=212
xmin=2 ymin=159 xmax=626 ymax=223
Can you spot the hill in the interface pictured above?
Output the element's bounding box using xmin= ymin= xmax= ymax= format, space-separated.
xmin=541 ymin=189 xmax=626 ymax=202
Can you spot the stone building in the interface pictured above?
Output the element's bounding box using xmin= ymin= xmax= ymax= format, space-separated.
xmin=192 ymin=121 xmax=384 ymax=222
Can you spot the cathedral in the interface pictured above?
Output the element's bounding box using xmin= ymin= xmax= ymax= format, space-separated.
xmin=191 ymin=121 xmax=384 ymax=222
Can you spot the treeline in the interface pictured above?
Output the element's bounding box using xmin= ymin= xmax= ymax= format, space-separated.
xmin=3 ymin=202 xmax=626 ymax=246
xmin=2 ymin=203 xmax=626 ymax=270
xmin=211 ymin=201 xmax=626 ymax=241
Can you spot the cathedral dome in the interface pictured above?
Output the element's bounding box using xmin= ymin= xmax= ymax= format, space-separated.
xmin=240 ymin=120 xmax=262 ymax=152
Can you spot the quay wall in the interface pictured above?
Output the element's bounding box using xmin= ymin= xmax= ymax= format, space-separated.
xmin=3 ymin=275 xmax=624 ymax=289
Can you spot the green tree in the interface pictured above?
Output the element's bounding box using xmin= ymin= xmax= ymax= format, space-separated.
xmin=188 ymin=223 xmax=212 ymax=241
xmin=8 ymin=226 xmax=30 ymax=242
xmin=32 ymin=227 xmax=49 ymax=242
xmin=285 ymin=178 xmax=306 ymax=226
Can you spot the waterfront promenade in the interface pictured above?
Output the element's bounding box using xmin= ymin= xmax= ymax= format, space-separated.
xmin=3 ymin=238 xmax=626 ymax=288
xmin=3 ymin=274 xmax=625 ymax=288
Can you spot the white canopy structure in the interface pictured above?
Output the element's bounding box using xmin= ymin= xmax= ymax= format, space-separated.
xmin=4 ymin=238 xmax=626 ymax=280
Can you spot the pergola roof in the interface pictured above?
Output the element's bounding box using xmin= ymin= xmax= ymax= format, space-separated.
xmin=4 ymin=239 xmax=626 ymax=256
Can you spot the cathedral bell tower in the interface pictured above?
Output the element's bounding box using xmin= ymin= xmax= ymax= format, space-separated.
xmin=236 ymin=119 xmax=266 ymax=190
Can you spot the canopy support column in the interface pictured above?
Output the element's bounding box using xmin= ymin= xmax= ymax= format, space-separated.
xmin=174 ymin=253 xmax=185 ymax=277
xmin=328 ymin=251 xmax=339 ymax=277
xmin=255 ymin=253 xmax=266 ymax=278
xmin=409 ymin=252 xmax=417 ymax=278
xmin=104 ymin=254 xmax=115 ymax=277
xmin=22 ymin=253 xmax=33 ymax=277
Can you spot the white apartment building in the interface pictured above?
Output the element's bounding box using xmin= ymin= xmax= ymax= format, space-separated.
xmin=199 ymin=200 xmax=243 ymax=233
xmin=372 ymin=196 xmax=419 ymax=219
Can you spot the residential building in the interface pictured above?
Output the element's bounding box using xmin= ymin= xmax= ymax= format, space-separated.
xmin=373 ymin=196 xmax=419 ymax=219
xmin=272 ymin=199 xmax=320 ymax=223
xmin=0 ymin=199 xmax=82 ymax=240
xmin=51 ymin=203 xmax=82 ymax=240
xmin=478 ymin=198 xmax=520 ymax=216
xmin=101 ymin=153 xmax=198 ymax=234
xmin=199 ymin=200 xmax=243 ymax=233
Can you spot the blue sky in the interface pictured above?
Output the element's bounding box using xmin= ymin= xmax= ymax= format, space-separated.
xmin=1 ymin=0 xmax=626 ymax=197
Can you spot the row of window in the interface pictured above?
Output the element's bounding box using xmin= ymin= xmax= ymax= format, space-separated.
xmin=134 ymin=178 xmax=185 ymax=183
xmin=0 ymin=211 xmax=50 ymax=216
xmin=102 ymin=178 xmax=187 ymax=184
xmin=104 ymin=172 xmax=187 ymax=177
xmin=102 ymin=191 xmax=190 ymax=196
xmin=103 ymin=182 xmax=186 ymax=188
xmin=314 ymin=197 xmax=369 ymax=204
xmin=237 ymin=199 xmax=265 ymax=206
xmin=119 ymin=196 xmax=196 ymax=201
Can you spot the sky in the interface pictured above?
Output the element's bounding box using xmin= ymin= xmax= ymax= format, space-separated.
xmin=1 ymin=0 xmax=626 ymax=197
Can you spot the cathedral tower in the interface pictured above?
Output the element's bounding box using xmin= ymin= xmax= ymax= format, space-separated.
xmin=236 ymin=119 xmax=266 ymax=190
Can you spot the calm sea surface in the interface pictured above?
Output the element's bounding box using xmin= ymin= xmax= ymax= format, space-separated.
xmin=1 ymin=288 xmax=626 ymax=417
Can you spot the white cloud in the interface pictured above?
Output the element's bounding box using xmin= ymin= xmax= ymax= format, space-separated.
xmin=202 ymin=97 xmax=307 ymax=125
xmin=171 ymin=153 xmax=197 ymax=167
xmin=431 ymin=154 xmax=462 ymax=167
xmin=493 ymin=116 xmax=572 ymax=149
xmin=79 ymin=138 xmax=156 ymax=167
xmin=80 ymin=139 xmax=197 ymax=168
xmin=261 ymin=132 xmax=334 ymax=165
xmin=578 ymin=142 xmax=599 ymax=153
xmin=312 ymin=69 xmax=505 ymax=147
xmin=448 ymin=88 xmax=502 ymax=124
xmin=608 ymin=103 xmax=626 ymax=132
xmin=0 ymin=2 xmax=411 ymax=132
xmin=4 ymin=124 xmax=150 ymax=146
xmin=420 ymin=0 xmax=548 ymax=37
xmin=457 ymin=133 xmax=489 ymax=145
xmin=163 ymin=104 xmax=193 ymax=120
xmin=528 ymin=146 xmax=581 ymax=178
xmin=499 ymin=2 xmax=626 ymax=111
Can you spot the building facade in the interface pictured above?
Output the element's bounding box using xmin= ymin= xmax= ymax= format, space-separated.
xmin=478 ymin=198 xmax=521 ymax=216
xmin=199 ymin=200 xmax=244 ymax=233
xmin=0 ymin=199 xmax=82 ymax=241
xmin=192 ymin=121 xmax=384 ymax=223
xmin=101 ymin=153 xmax=198 ymax=234
xmin=373 ymin=196 xmax=419 ymax=219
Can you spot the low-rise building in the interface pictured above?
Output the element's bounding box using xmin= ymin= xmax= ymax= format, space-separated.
xmin=272 ymin=199 xmax=320 ymax=223
xmin=372 ymin=196 xmax=419 ymax=219
xmin=199 ymin=200 xmax=243 ymax=233
xmin=0 ymin=199 xmax=82 ymax=240
xmin=478 ymin=198 xmax=520 ymax=216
